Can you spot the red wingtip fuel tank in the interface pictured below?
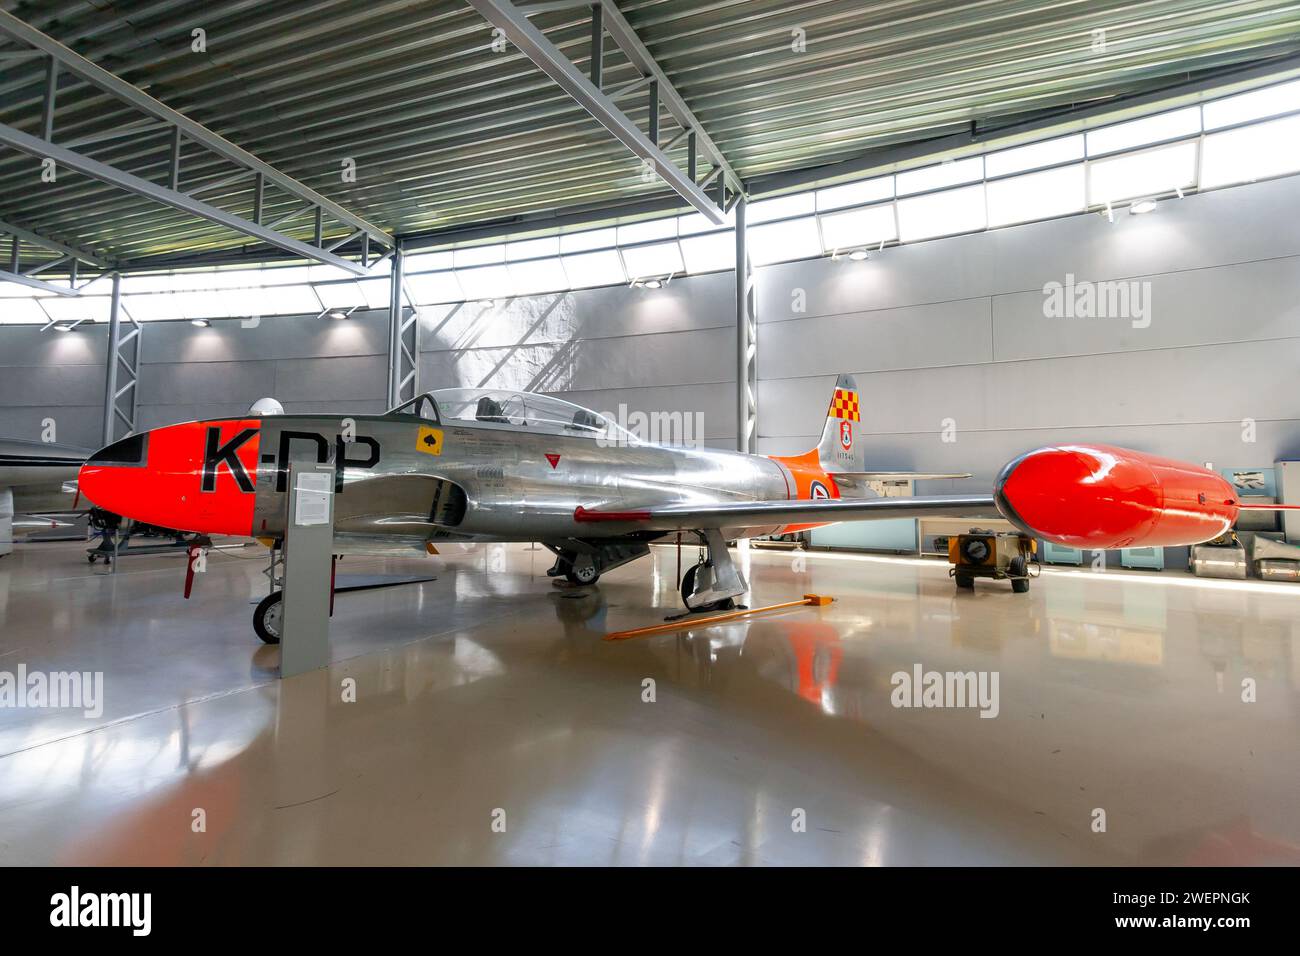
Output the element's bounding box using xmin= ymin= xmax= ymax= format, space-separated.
xmin=78 ymin=420 xmax=261 ymax=536
xmin=994 ymin=444 xmax=1238 ymax=550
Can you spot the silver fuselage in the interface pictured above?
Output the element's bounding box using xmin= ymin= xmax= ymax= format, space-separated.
xmin=249 ymin=412 xmax=799 ymax=546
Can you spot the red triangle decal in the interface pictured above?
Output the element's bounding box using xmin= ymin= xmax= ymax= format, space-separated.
xmin=545 ymin=453 xmax=561 ymax=469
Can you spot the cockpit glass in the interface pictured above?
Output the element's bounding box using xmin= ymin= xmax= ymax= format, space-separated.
xmin=389 ymin=394 xmax=441 ymax=422
xmin=429 ymin=388 xmax=637 ymax=442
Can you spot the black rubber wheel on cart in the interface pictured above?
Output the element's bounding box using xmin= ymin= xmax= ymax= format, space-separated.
xmin=1008 ymin=556 xmax=1029 ymax=593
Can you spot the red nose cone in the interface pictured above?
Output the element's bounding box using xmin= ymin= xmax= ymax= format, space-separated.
xmin=79 ymin=420 xmax=261 ymax=536
xmin=995 ymin=444 xmax=1238 ymax=550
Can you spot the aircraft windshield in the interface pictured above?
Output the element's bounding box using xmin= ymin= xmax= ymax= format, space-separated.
xmin=430 ymin=388 xmax=636 ymax=442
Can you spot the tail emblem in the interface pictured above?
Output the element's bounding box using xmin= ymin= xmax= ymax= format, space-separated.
xmin=830 ymin=388 xmax=860 ymax=422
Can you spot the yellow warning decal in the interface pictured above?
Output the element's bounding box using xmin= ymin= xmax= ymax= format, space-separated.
xmin=416 ymin=426 xmax=444 ymax=456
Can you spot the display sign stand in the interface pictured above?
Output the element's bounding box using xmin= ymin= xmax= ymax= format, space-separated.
xmin=280 ymin=461 xmax=335 ymax=678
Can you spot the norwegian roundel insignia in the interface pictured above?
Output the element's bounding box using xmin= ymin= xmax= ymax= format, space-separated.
xmin=810 ymin=480 xmax=830 ymax=500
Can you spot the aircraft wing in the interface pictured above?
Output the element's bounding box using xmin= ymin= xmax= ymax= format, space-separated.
xmin=574 ymin=494 xmax=1001 ymax=533
xmin=830 ymin=471 xmax=972 ymax=481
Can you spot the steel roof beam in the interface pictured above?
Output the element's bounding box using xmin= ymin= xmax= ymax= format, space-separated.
xmin=466 ymin=0 xmax=731 ymax=225
xmin=594 ymin=1 xmax=742 ymax=196
xmin=0 ymin=121 xmax=372 ymax=276
xmin=0 ymin=8 xmax=393 ymax=251
xmin=0 ymin=215 xmax=110 ymax=268
xmin=0 ymin=267 xmax=80 ymax=296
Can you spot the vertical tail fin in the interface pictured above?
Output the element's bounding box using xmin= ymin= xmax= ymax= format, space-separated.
xmin=816 ymin=373 xmax=864 ymax=473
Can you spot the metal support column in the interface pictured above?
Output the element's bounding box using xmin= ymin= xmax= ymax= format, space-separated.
xmin=101 ymin=273 xmax=121 ymax=446
xmin=589 ymin=3 xmax=603 ymax=87
xmin=735 ymin=197 xmax=756 ymax=454
xmin=386 ymin=244 xmax=418 ymax=408
xmin=101 ymin=272 xmax=142 ymax=445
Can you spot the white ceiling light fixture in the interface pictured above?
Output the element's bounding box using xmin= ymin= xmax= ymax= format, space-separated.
xmin=1129 ymin=199 xmax=1158 ymax=215
xmin=630 ymin=273 xmax=673 ymax=290
xmin=190 ymin=318 xmax=212 ymax=327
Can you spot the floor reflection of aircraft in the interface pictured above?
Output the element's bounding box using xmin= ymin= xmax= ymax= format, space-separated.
xmin=744 ymin=620 xmax=844 ymax=708
xmin=1147 ymin=817 xmax=1300 ymax=866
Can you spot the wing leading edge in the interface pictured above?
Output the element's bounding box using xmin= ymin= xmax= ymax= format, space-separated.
xmin=574 ymin=494 xmax=1001 ymax=533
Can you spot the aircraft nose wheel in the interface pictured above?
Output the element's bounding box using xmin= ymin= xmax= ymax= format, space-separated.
xmin=253 ymin=591 xmax=283 ymax=644
xmin=679 ymin=563 xmax=736 ymax=613
xmin=565 ymin=563 xmax=601 ymax=586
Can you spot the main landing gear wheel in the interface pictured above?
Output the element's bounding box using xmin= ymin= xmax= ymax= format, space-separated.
xmin=565 ymin=563 xmax=600 ymax=586
xmin=254 ymin=591 xmax=283 ymax=645
xmin=680 ymin=563 xmax=735 ymax=613
xmin=1008 ymin=555 xmax=1030 ymax=593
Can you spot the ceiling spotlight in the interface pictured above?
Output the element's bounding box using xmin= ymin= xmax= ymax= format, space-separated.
xmin=327 ymin=309 xmax=348 ymax=320
xmin=53 ymin=323 xmax=75 ymax=333
xmin=190 ymin=318 xmax=211 ymax=327
xmin=1129 ymin=199 xmax=1158 ymax=216
xmin=847 ymin=248 xmax=869 ymax=261
xmin=644 ymin=278 xmax=662 ymax=289
xmin=481 ymin=299 xmax=495 ymax=308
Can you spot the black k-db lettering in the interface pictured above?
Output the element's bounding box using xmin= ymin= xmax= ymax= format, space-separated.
xmin=275 ymin=431 xmax=330 ymax=492
xmin=202 ymin=427 xmax=257 ymax=493
xmin=335 ymin=436 xmax=381 ymax=492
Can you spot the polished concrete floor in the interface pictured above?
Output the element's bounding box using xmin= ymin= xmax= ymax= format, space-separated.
xmin=1 ymin=537 xmax=1297 ymax=865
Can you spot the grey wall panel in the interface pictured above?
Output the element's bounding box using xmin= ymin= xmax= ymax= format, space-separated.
xmin=992 ymin=256 xmax=1300 ymax=362
xmin=0 ymin=406 xmax=102 ymax=447
xmin=757 ymin=298 xmax=993 ymax=379
xmin=139 ymin=312 xmax=389 ymax=364
xmin=756 ymin=176 xmax=1300 ymax=325
xmin=281 ymin=400 xmax=389 ymax=417
xmin=136 ymin=403 xmax=262 ymax=430
xmin=421 ymin=327 xmax=735 ymax=394
xmin=0 ymin=325 xmax=108 ymax=367
xmin=549 ymin=383 xmax=738 ymax=442
xmin=271 ymin=355 xmax=389 ymax=403
xmin=417 ymin=273 xmax=733 ymax=352
xmin=137 ymin=361 xmax=278 ymax=406
xmin=135 ymin=400 xmax=390 ymax=430
xmin=762 ymin=339 xmax=1300 ymax=447
xmin=757 ymin=175 xmax=1300 ymax=478
xmin=0 ymin=364 xmax=109 ymax=407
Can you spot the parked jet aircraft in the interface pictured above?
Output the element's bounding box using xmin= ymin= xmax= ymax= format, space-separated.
xmin=0 ymin=438 xmax=91 ymax=556
xmin=76 ymin=374 xmax=1250 ymax=639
